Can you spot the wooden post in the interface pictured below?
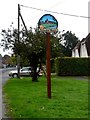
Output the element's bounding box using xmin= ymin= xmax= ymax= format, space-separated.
xmin=46 ymin=32 xmax=51 ymax=98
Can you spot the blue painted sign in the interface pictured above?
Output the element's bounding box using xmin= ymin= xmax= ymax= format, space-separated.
xmin=38 ymin=14 xmax=58 ymax=32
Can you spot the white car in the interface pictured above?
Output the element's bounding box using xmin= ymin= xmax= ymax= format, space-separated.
xmin=9 ymin=67 xmax=32 ymax=78
xmin=9 ymin=67 xmax=43 ymax=78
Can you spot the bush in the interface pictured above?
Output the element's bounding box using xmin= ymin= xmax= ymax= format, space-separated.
xmin=55 ymin=57 xmax=90 ymax=76
xmin=51 ymin=58 xmax=55 ymax=73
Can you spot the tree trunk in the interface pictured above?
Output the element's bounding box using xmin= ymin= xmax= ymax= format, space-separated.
xmin=32 ymin=66 xmax=38 ymax=82
xmin=31 ymin=51 xmax=40 ymax=82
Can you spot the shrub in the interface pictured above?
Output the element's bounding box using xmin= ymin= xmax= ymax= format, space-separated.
xmin=55 ymin=57 xmax=90 ymax=76
xmin=51 ymin=58 xmax=55 ymax=73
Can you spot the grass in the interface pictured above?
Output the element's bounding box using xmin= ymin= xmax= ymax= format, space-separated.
xmin=3 ymin=76 xmax=88 ymax=118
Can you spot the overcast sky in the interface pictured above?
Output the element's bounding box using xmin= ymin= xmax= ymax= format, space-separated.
xmin=0 ymin=0 xmax=89 ymax=56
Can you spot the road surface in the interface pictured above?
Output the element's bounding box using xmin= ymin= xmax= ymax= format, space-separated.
xmin=0 ymin=67 xmax=16 ymax=119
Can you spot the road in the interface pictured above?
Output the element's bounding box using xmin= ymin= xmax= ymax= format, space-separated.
xmin=0 ymin=67 xmax=16 ymax=119
xmin=2 ymin=67 xmax=17 ymax=85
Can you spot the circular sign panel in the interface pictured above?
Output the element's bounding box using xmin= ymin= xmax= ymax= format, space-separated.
xmin=38 ymin=14 xmax=58 ymax=33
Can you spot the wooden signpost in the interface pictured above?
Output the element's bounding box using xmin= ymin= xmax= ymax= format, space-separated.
xmin=46 ymin=32 xmax=51 ymax=98
xmin=38 ymin=14 xmax=58 ymax=98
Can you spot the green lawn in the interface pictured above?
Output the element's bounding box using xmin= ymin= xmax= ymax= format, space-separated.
xmin=3 ymin=76 xmax=88 ymax=118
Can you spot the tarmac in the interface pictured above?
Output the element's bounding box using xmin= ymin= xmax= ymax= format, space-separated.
xmin=1 ymin=68 xmax=14 ymax=119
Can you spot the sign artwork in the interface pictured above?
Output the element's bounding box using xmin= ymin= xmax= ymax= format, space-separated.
xmin=38 ymin=14 xmax=58 ymax=33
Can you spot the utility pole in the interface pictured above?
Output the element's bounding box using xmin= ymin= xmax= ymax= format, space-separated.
xmin=17 ymin=4 xmax=29 ymax=78
xmin=19 ymin=13 xmax=28 ymax=35
xmin=17 ymin=4 xmax=20 ymax=78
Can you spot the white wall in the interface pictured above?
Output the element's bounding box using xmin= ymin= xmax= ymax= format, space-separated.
xmin=80 ymin=42 xmax=88 ymax=57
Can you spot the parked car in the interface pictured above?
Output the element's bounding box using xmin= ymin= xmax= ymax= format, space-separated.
xmin=9 ymin=66 xmax=43 ymax=78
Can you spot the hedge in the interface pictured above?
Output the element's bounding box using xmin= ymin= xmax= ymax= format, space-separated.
xmin=52 ymin=57 xmax=90 ymax=76
xmin=51 ymin=58 xmax=55 ymax=73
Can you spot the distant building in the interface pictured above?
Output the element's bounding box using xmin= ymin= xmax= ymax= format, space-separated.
xmin=72 ymin=33 xmax=90 ymax=57
xmin=2 ymin=55 xmax=11 ymax=65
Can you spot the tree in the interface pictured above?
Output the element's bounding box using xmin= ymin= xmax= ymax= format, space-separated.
xmin=1 ymin=25 xmax=80 ymax=81
xmin=1 ymin=26 xmax=47 ymax=81
xmin=50 ymin=34 xmax=64 ymax=58
xmin=62 ymin=31 xmax=79 ymax=56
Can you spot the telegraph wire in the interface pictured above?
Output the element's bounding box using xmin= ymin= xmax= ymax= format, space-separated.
xmin=20 ymin=4 xmax=90 ymax=19
xmin=24 ymin=1 xmax=64 ymax=24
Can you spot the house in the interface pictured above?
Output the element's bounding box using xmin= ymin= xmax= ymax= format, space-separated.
xmin=72 ymin=33 xmax=90 ymax=57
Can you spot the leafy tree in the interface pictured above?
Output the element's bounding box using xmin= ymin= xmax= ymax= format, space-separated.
xmin=1 ymin=25 xmax=79 ymax=81
xmin=1 ymin=26 xmax=47 ymax=81
xmin=50 ymin=34 xmax=64 ymax=58
xmin=62 ymin=31 xmax=79 ymax=56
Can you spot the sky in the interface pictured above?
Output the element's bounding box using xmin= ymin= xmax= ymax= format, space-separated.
xmin=0 ymin=0 xmax=90 ymax=56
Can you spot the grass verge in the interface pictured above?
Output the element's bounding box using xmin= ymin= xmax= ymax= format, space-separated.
xmin=3 ymin=76 xmax=88 ymax=118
